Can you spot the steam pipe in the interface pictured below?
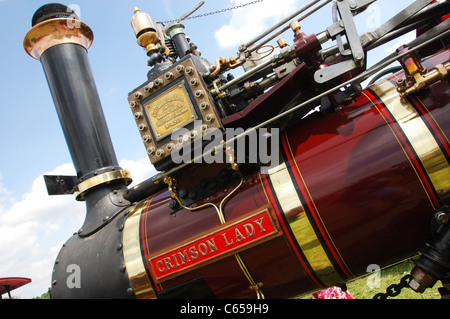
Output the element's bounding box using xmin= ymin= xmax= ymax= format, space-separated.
xmin=24 ymin=4 xmax=132 ymax=229
xmin=23 ymin=4 xmax=135 ymax=298
xmin=25 ymin=6 xmax=120 ymax=182
xmin=23 ymin=3 xmax=133 ymax=243
xmin=40 ymin=44 xmax=122 ymax=178
xmin=24 ymin=4 xmax=131 ymax=203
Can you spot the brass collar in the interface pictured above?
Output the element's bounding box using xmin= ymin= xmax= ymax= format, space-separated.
xmin=24 ymin=18 xmax=93 ymax=60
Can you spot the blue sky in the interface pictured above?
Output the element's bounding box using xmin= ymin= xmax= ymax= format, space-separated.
xmin=0 ymin=0 xmax=415 ymax=298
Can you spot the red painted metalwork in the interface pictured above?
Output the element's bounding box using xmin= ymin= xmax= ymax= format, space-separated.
xmin=0 ymin=277 xmax=31 ymax=299
xmin=23 ymin=2 xmax=450 ymax=300
xmin=132 ymin=48 xmax=450 ymax=298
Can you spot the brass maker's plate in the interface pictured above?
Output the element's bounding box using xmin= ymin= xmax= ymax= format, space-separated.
xmin=128 ymin=57 xmax=224 ymax=168
xmin=145 ymin=82 xmax=196 ymax=141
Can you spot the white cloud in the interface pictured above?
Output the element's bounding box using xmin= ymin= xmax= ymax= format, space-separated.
xmin=0 ymin=163 xmax=84 ymax=298
xmin=120 ymin=157 xmax=158 ymax=186
xmin=384 ymin=31 xmax=416 ymax=55
xmin=0 ymin=172 xmax=14 ymax=210
xmin=0 ymin=158 xmax=157 ymax=298
xmin=215 ymin=0 xmax=300 ymax=48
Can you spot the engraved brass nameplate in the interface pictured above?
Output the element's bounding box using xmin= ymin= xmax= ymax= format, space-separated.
xmin=145 ymin=82 xmax=196 ymax=140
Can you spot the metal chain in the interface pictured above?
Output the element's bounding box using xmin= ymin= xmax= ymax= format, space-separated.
xmin=160 ymin=0 xmax=264 ymax=25
xmin=373 ymin=274 xmax=413 ymax=299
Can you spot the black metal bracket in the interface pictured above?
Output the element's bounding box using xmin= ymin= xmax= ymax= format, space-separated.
xmin=43 ymin=175 xmax=78 ymax=196
xmin=409 ymin=205 xmax=450 ymax=293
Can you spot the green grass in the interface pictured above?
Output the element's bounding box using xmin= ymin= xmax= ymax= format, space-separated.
xmin=344 ymin=259 xmax=441 ymax=299
xmin=289 ymin=213 xmax=442 ymax=299
xmin=298 ymin=259 xmax=442 ymax=299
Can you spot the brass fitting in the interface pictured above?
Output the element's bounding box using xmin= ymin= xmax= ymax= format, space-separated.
xmin=73 ymin=170 xmax=132 ymax=201
xmin=277 ymin=38 xmax=288 ymax=48
xmin=399 ymin=63 xmax=450 ymax=98
xmin=24 ymin=18 xmax=93 ymax=60
xmin=209 ymin=56 xmax=243 ymax=78
xmin=290 ymin=20 xmax=302 ymax=36
xmin=396 ymin=46 xmax=450 ymax=98
xmin=131 ymin=7 xmax=159 ymax=55
xmin=290 ymin=20 xmax=306 ymax=42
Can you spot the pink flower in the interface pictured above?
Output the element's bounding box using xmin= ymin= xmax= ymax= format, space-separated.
xmin=312 ymin=287 xmax=354 ymax=299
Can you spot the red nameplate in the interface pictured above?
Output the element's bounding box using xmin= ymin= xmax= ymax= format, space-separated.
xmin=148 ymin=205 xmax=280 ymax=282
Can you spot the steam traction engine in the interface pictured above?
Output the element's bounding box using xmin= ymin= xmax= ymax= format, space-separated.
xmin=23 ymin=0 xmax=450 ymax=299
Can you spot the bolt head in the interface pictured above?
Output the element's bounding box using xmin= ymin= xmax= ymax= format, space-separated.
xmin=435 ymin=211 xmax=449 ymax=224
xmin=127 ymin=287 xmax=135 ymax=296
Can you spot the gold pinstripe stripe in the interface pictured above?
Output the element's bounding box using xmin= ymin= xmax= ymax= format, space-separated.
xmin=267 ymin=161 xmax=344 ymax=287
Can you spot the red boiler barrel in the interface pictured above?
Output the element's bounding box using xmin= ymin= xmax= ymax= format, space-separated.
xmin=122 ymin=50 xmax=450 ymax=299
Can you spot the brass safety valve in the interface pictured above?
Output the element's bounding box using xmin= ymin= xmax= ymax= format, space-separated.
xmin=131 ymin=7 xmax=159 ymax=55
